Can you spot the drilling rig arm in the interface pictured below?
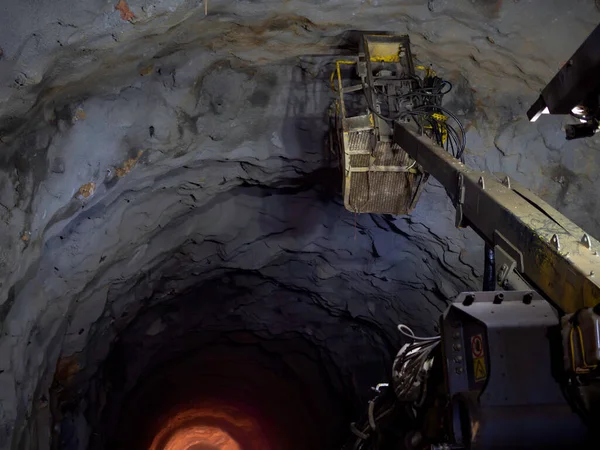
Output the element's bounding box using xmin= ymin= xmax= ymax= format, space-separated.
xmin=393 ymin=122 xmax=600 ymax=314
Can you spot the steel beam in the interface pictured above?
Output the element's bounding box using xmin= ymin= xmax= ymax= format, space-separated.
xmin=394 ymin=123 xmax=600 ymax=313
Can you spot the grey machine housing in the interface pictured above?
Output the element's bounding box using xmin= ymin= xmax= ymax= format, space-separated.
xmin=440 ymin=290 xmax=587 ymax=449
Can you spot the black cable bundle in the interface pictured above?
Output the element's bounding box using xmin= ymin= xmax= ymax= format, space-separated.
xmin=362 ymin=72 xmax=466 ymax=162
xmin=341 ymin=386 xmax=399 ymax=450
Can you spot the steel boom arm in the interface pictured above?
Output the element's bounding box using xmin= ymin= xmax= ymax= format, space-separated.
xmin=393 ymin=122 xmax=600 ymax=313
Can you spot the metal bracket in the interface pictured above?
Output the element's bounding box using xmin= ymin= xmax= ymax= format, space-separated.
xmin=357 ymin=50 xmax=367 ymax=78
xmin=494 ymin=237 xmax=531 ymax=290
xmin=494 ymin=231 xmax=524 ymax=272
xmin=581 ymin=233 xmax=592 ymax=251
xmin=551 ymin=234 xmax=561 ymax=251
xmin=494 ymin=246 xmax=516 ymax=288
xmin=455 ymin=173 xmax=466 ymax=228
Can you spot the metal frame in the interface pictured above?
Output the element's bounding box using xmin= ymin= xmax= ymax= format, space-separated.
xmin=441 ymin=291 xmax=586 ymax=449
xmin=359 ymin=33 xmax=415 ymax=140
xmin=335 ymin=34 xmax=428 ymax=215
xmin=394 ymin=122 xmax=600 ymax=313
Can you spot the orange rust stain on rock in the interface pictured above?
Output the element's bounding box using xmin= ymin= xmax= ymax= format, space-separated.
xmin=74 ymin=108 xmax=86 ymax=121
xmin=78 ymin=182 xmax=96 ymax=198
xmin=55 ymin=356 xmax=81 ymax=384
xmin=115 ymin=0 xmax=135 ymax=21
xmin=116 ymin=150 xmax=143 ymax=177
xmin=139 ymin=65 xmax=154 ymax=76
xmin=493 ymin=0 xmax=503 ymax=14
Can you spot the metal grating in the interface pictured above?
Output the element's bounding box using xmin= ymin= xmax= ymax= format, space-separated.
xmin=343 ymin=131 xmax=424 ymax=215
xmin=373 ymin=142 xmax=411 ymax=167
xmin=348 ymin=171 xmax=417 ymax=214
xmin=347 ymin=131 xmax=372 ymax=153
xmin=350 ymin=154 xmax=370 ymax=167
xmin=349 ymin=172 xmax=414 ymax=214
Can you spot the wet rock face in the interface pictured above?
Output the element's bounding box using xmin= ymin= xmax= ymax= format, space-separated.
xmin=0 ymin=1 xmax=599 ymax=448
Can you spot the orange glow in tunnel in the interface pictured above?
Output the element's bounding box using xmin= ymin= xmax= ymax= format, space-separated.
xmin=162 ymin=425 xmax=241 ymax=450
xmin=148 ymin=407 xmax=272 ymax=450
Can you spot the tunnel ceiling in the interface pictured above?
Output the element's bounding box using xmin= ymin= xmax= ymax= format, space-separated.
xmin=0 ymin=0 xmax=599 ymax=448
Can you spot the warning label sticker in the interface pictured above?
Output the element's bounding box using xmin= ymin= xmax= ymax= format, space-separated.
xmin=471 ymin=334 xmax=483 ymax=358
xmin=474 ymin=357 xmax=487 ymax=382
xmin=470 ymin=334 xmax=486 ymax=383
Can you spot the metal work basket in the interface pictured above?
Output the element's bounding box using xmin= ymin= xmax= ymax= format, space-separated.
xmin=333 ymin=34 xmax=428 ymax=215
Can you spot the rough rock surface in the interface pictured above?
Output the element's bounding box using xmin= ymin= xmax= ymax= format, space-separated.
xmin=0 ymin=0 xmax=599 ymax=448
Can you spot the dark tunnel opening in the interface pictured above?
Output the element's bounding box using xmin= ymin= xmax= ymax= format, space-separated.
xmin=53 ymin=274 xmax=396 ymax=450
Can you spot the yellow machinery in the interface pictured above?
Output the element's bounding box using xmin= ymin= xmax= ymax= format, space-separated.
xmin=340 ymin=29 xmax=600 ymax=450
xmin=331 ymin=34 xmax=463 ymax=216
xmin=331 ymin=34 xmax=428 ymax=215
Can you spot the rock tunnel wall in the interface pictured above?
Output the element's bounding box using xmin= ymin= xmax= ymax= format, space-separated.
xmin=0 ymin=0 xmax=599 ymax=448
